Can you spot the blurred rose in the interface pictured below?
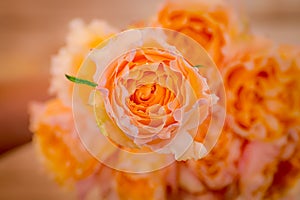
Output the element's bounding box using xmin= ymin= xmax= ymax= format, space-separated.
xmin=153 ymin=0 xmax=244 ymax=67
xmin=223 ymin=39 xmax=300 ymax=141
xmin=114 ymin=171 xmax=167 ymax=200
xmin=50 ymin=19 xmax=118 ymax=106
xmin=30 ymin=19 xmax=118 ymax=185
xmin=30 ymin=99 xmax=99 ymax=185
xmin=186 ymin=126 xmax=243 ymax=191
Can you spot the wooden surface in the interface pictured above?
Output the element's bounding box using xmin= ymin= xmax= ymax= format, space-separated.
xmin=0 ymin=143 xmax=76 ymax=200
xmin=0 ymin=0 xmax=299 ymax=199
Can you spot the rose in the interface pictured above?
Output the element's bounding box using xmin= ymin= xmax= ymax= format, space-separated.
xmin=29 ymin=19 xmax=117 ymax=184
xmin=50 ymin=19 xmax=117 ymax=106
xmin=30 ymin=99 xmax=99 ymax=184
xmin=222 ymin=40 xmax=300 ymax=141
xmin=93 ymin=45 xmax=215 ymax=161
xmin=71 ymin=28 xmax=223 ymax=163
xmin=153 ymin=0 xmax=243 ymax=67
xmin=114 ymin=170 xmax=167 ymax=200
xmin=221 ymin=41 xmax=300 ymax=199
xmin=176 ymin=40 xmax=300 ymax=198
xmin=186 ymin=126 xmax=243 ymax=191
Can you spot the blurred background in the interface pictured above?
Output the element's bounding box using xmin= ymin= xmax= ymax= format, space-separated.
xmin=0 ymin=0 xmax=299 ymax=199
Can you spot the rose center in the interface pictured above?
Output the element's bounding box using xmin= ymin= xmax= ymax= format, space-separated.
xmin=127 ymin=83 xmax=178 ymax=125
xmin=129 ymin=83 xmax=175 ymax=108
xmin=136 ymin=84 xmax=156 ymax=101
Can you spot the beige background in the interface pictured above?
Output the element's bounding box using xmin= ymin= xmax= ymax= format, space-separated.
xmin=0 ymin=0 xmax=299 ymax=199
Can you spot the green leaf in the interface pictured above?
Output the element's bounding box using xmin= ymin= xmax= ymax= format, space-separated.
xmin=65 ymin=74 xmax=98 ymax=88
xmin=193 ymin=64 xmax=205 ymax=68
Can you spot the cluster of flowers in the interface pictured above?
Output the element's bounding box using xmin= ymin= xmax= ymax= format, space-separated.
xmin=30 ymin=0 xmax=300 ymax=199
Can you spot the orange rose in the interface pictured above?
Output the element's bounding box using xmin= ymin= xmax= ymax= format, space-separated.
xmin=222 ymin=41 xmax=300 ymax=141
xmin=50 ymin=19 xmax=117 ymax=106
xmin=89 ymin=30 xmax=217 ymax=161
xmin=114 ymin=171 xmax=167 ymax=200
xmin=153 ymin=0 xmax=243 ymax=67
xmin=30 ymin=19 xmax=117 ymax=185
xmin=30 ymin=99 xmax=99 ymax=185
xmin=185 ymin=126 xmax=243 ymax=191
xmin=221 ymin=41 xmax=300 ymax=198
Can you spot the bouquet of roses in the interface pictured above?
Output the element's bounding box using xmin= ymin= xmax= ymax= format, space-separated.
xmin=30 ymin=0 xmax=300 ymax=199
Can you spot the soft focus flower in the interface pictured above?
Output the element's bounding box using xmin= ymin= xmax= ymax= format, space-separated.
xmin=186 ymin=126 xmax=243 ymax=191
xmin=153 ymin=0 xmax=244 ymax=67
xmin=114 ymin=171 xmax=167 ymax=200
xmin=222 ymin=40 xmax=300 ymax=141
xmin=220 ymin=41 xmax=300 ymax=199
xmin=50 ymin=19 xmax=118 ymax=106
xmin=30 ymin=99 xmax=99 ymax=185
xmin=158 ymin=34 xmax=300 ymax=199
xmin=30 ymin=19 xmax=118 ymax=185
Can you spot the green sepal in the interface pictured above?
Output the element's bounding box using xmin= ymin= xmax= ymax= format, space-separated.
xmin=193 ymin=64 xmax=205 ymax=68
xmin=65 ymin=74 xmax=98 ymax=88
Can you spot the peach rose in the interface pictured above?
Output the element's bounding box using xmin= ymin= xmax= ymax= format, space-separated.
xmin=184 ymin=126 xmax=243 ymax=191
xmin=29 ymin=99 xmax=99 ymax=185
xmin=222 ymin=41 xmax=300 ymax=141
xmin=50 ymin=19 xmax=118 ymax=106
xmin=153 ymin=0 xmax=244 ymax=67
xmin=90 ymin=33 xmax=217 ymax=160
xmin=29 ymin=19 xmax=117 ymax=185
xmin=221 ymin=41 xmax=300 ymax=198
xmin=114 ymin=171 xmax=167 ymax=200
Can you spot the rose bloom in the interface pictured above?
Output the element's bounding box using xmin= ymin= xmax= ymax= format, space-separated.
xmin=153 ymin=0 xmax=244 ymax=67
xmin=113 ymin=170 xmax=168 ymax=200
xmin=30 ymin=99 xmax=100 ymax=185
xmin=30 ymin=19 xmax=117 ymax=185
xmin=163 ymin=124 xmax=242 ymax=199
xmin=185 ymin=125 xmax=243 ymax=191
xmin=222 ymin=39 xmax=300 ymax=142
xmin=172 ymin=41 xmax=300 ymax=198
xmin=92 ymin=45 xmax=216 ymax=160
xmin=72 ymin=165 xmax=172 ymax=200
xmin=50 ymin=19 xmax=117 ymax=106
xmin=30 ymin=21 xmax=175 ymax=200
xmin=220 ymin=39 xmax=300 ymax=199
